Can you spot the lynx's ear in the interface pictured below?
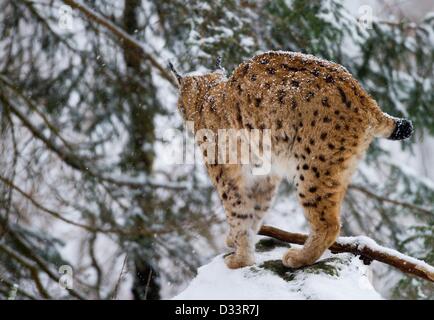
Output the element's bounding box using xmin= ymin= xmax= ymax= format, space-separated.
xmin=215 ymin=56 xmax=223 ymax=70
xmin=214 ymin=56 xmax=226 ymax=77
xmin=167 ymin=61 xmax=182 ymax=87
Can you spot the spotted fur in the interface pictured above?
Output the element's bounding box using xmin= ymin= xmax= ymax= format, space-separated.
xmin=175 ymin=51 xmax=413 ymax=269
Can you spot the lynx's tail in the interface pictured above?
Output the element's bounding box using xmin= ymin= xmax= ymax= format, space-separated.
xmin=387 ymin=118 xmax=414 ymax=140
xmin=374 ymin=112 xmax=414 ymax=140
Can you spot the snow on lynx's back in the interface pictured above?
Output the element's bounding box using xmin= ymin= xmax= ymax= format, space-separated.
xmin=171 ymin=51 xmax=414 ymax=269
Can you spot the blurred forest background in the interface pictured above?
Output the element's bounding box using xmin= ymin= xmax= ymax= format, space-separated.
xmin=0 ymin=0 xmax=433 ymax=300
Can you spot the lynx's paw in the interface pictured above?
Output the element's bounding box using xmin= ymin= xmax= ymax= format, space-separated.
xmin=282 ymin=249 xmax=311 ymax=269
xmin=224 ymin=253 xmax=254 ymax=269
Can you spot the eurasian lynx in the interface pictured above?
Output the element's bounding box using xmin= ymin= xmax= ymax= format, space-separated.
xmin=171 ymin=51 xmax=413 ymax=269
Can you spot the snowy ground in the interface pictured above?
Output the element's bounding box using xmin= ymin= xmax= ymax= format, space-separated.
xmin=174 ymin=238 xmax=382 ymax=300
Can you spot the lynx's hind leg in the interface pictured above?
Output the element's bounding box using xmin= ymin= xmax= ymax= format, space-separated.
xmin=210 ymin=164 xmax=280 ymax=269
xmin=282 ymin=165 xmax=350 ymax=268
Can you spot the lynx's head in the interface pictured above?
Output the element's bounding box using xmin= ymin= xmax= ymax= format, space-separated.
xmin=169 ymin=59 xmax=226 ymax=120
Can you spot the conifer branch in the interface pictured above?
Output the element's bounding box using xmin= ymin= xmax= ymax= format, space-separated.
xmin=61 ymin=0 xmax=178 ymax=87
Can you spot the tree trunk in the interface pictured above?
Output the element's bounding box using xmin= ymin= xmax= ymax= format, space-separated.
xmin=132 ymin=259 xmax=160 ymax=300
xmin=122 ymin=0 xmax=160 ymax=300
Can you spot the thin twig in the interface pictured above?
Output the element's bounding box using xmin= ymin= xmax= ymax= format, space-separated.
xmin=112 ymin=254 xmax=128 ymax=300
xmin=0 ymin=174 xmax=114 ymax=234
xmin=144 ymin=269 xmax=152 ymax=300
xmin=349 ymin=184 xmax=433 ymax=216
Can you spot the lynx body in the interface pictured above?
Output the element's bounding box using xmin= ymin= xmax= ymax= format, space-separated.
xmin=174 ymin=51 xmax=413 ymax=269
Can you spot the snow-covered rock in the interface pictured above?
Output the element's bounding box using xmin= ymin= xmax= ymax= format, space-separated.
xmin=174 ymin=238 xmax=383 ymax=300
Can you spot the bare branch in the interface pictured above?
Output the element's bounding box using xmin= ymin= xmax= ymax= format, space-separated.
xmin=0 ymin=174 xmax=115 ymax=234
xmin=0 ymin=74 xmax=74 ymax=151
xmin=88 ymin=232 xmax=103 ymax=298
xmin=0 ymin=174 xmax=177 ymax=239
xmin=349 ymin=184 xmax=433 ymax=216
xmin=111 ymin=254 xmax=128 ymax=300
xmin=259 ymin=225 xmax=434 ymax=282
xmin=30 ymin=269 xmax=52 ymax=299
xmin=6 ymin=230 xmax=87 ymax=299
xmin=0 ymin=91 xmax=186 ymax=191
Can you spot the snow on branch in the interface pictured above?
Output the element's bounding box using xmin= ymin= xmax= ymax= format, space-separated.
xmin=259 ymin=225 xmax=434 ymax=282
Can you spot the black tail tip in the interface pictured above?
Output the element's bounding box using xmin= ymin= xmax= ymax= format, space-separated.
xmin=388 ymin=118 xmax=414 ymax=140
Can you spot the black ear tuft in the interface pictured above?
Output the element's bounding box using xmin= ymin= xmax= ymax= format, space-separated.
xmin=215 ymin=56 xmax=223 ymax=70
xmin=168 ymin=61 xmax=182 ymax=84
